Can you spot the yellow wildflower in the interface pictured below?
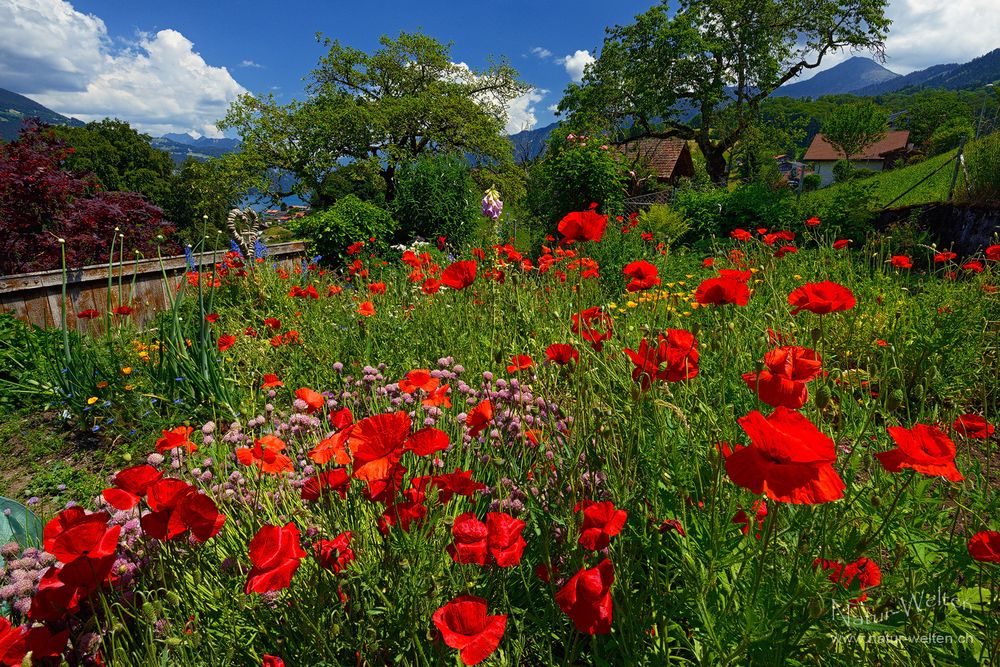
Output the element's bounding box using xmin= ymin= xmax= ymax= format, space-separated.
xmin=87 ymin=396 xmax=98 ymax=405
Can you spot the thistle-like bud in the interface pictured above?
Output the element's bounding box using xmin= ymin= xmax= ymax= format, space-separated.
xmin=481 ymin=186 xmax=503 ymax=220
xmin=815 ymin=384 xmax=832 ymax=409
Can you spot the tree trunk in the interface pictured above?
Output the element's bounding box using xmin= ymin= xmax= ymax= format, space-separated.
xmin=382 ymin=164 xmax=396 ymax=203
xmin=699 ymin=141 xmax=729 ymax=187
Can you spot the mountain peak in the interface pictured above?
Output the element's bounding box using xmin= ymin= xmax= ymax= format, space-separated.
xmin=773 ymin=57 xmax=899 ymax=99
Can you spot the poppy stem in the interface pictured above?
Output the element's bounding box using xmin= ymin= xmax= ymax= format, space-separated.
xmin=749 ymin=502 xmax=778 ymax=604
xmin=857 ymin=471 xmax=915 ymax=552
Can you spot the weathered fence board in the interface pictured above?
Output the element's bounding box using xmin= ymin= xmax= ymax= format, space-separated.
xmin=0 ymin=242 xmax=306 ymax=332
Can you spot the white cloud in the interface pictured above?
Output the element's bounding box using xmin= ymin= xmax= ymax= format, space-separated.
xmin=0 ymin=0 xmax=247 ymax=137
xmin=558 ymin=50 xmax=595 ymax=82
xmin=505 ymin=88 xmax=547 ymax=134
xmin=239 ymin=59 xmax=262 ymax=69
xmin=529 ymin=47 xmax=553 ymax=60
xmin=883 ymin=0 xmax=1000 ymax=73
xmin=547 ymin=104 xmax=560 ymax=113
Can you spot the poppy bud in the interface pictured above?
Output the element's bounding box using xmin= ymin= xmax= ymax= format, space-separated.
xmin=166 ymin=590 xmax=181 ymax=607
xmin=142 ymin=602 xmax=158 ymax=623
xmin=815 ymin=384 xmax=832 ymax=409
xmin=123 ymin=452 xmax=132 ymax=462
xmin=811 ymin=328 xmax=822 ymax=344
xmin=913 ymin=385 xmax=925 ymax=401
xmin=887 ymin=389 xmax=905 ymax=411
xmin=807 ymin=597 xmax=826 ymax=618
xmin=727 ymin=321 xmax=735 ymax=332
xmin=871 ymin=495 xmax=881 ymax=507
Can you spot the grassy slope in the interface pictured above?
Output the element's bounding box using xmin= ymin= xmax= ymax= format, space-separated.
xmin=802 ymin=150 xmax=959 ymax=210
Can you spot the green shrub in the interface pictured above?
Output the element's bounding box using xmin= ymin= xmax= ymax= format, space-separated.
xmin=833 ymin=160 xmax=854 ymax=183
xmin=289 ymin=195 xmax=397 ymax=260
xmin=638 ymin=204 xmax=690 ymax=242
xmin=926 ymin=118 xmax=973 ymax=156
xmin=814 ymin=180 xmax=878 ymax=241
xmin=802 ymin=173 xmax=822 ymax=192
xmin=671 ymin=186 xmax=728 ymax=239
xmin=527 ymin=128 xmax=628 ymax=228
xmin=392 ymin=154 xmax=479 ymax=245
xmin=962 ymin=132 xmax=1000 ymax=203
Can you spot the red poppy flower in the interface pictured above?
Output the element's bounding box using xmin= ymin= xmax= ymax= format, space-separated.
xmin=102 ymin=464 xmax=162 ymax=510
xmin=368 ymin=281 xmax=386 ymax=295
xmin=347 ymin=241 xmax=365 ymax=255
xmin=156 ymin=425 xmax=197 ymax=453
xmin=805 ymin=217 xmax=821 ymax=227
xmin=555 ymin=559 xmax=615 ymax=635
xmin=986 ymin=245 xmax=1000 ymax=261
xmin=449 ymin=512 xmax=489 ymax=564
xmin=466 ymin=400 xmax=494 ymax=437
xmin=261 ymin=373 xmax=284 ymax=389
xmin=263 ymin=317 xmax=281 ymax=330
xmin=205 ymin=313 xmax=219 ymax=323
xmin=623 ymin=260 xmax=661 ymax=292
xmin=730 ymin=228 xmax=752 ymax=242
xmin=301 ymin=468 xmax=351 ymax=501
xmin=314 ymin=531 xmax=354 ymax=572
xmin=814 ymin=557 xmax=881 ymax=602
xmin=576 ymin=500 xmax=627 ymax=550
xmin=295 ymin=387 xmax=325 ymax=412
xmin=774 ymin=245 xmax=797 ymax=258
xmin=0 ymin=618 xmax=27 ymax=666
xmin=968 ymin=530 xmax=1000 ymax=563
xmin=327 ymin=284 xmax=343 ymax=296
xmin=963 ymin=261 xmax=984 ymax=273
xmin=694 ymin=277 xmax=750 ymax=306
xmin=412 ymin=469 xmax=485 ymax=504
xmin=245 ymin=522 xmax=307 ymax=594
xmin=953 ymin=414 xmax=995 ymax=439
xmin=262 ymin=656 xmax=285 ymax=667
xmin=732 ymin=500 xmax=768 ymax=538
xmin=702 ymin=257 xmax=715 ymax=267
xmin=788 ymin=281 xmax=856 ymax=315
xmin=546 ymin=343 xmax=579 ymax=365
xmin=876 ymin=423 xmax=964 ymax=482
xmin=742 ymin=346 xmax=822 ymax=409
xmin=236 ymin=435 xmax=294 ymax=474
xmin=485 ymin=512 xmax=527 ymax=566
xmin=571 ymin=307 xmax=613 ymax=351
xmin=441 ymin=261 xmax=478 ymax=290
xmin=422 ymin=383 xmax=452 ymax=408
xmin=506 ymin=355 xmax=534 ymax=373
xmin=399 ymin=369 xmax=439 ymax=394
xmin=724 ymin=407 xmax=845 ymax=504
xmin=76 ymin=309 xmax=100 ymax=320
xmin=405 ymin=427 xmax=450 ymax=456
xmin=348 ymin=411 xmax=412 ymax=484
xmin=890 ymin=255 xmax=913 ymax=269
xmin=217 ymin=334 xmax=237 ymax=352
xmin=717 ymin=269 xmax=752 ymax=282
xmin=43 ymin=507 xmax=120 ymax=564
xmin=358 ymin=301 xmax=376 ymax=317
xmin=432 ymin=595 xmax=507 ymax=666
xmin=558 ymin=207 xmax=608 ymax=243
xmin=422 ymin=278 xmax=442 ymax=294
xmin=624 ymin=329 xmax=699 ymax=390
xmin=833 ymin=239 xmax=850 ymax=250
xmin=329 ymin=406 xmax=353 ymax=431
xmin=934 ymin=251 xmax=957 ymax=263
xmin=112 ymin=305 xmax=133 ymax=316
xmin=378 ymin=488 xmax=427 ymax=533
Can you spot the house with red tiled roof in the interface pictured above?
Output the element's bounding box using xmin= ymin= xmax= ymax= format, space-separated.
xmin=614 ymin=137 xmax=695 ymax=186
xmin=804 ymin=130 xmax=912 ymax=186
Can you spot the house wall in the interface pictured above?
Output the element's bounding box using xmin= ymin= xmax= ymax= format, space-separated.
xmin=812 ymin=160 xmax=885 ymax=187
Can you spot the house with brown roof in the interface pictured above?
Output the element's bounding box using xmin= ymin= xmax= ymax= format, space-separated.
xmin=614 ymin=137 xmax=695 ymax=187
xmin=804 ymin=130 xmax=912 ymax=187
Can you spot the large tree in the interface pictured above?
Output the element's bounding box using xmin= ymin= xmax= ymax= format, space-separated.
xmin=218 ymin=31 xmax=528 ymax=205
xmin=558 ymin=0 xmax=891 ymax=185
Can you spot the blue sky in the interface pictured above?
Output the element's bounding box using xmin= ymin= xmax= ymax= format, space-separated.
xmin=2 ymin=0 xmax=998 ymax=137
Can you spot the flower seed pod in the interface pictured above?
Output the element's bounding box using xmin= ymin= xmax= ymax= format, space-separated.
xmin=815 ymin=384 xmax=832 ymax=409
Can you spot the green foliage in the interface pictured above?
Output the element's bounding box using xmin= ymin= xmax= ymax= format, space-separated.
xmin=312 ymin=161 xmax=386 ymax=208
xmin=821 ymin=100 xmax=890 ymax=164
xmin=962 ymin=131 xmax=1000 ymax=203
xmin=527 ymin=128 xmax=628 ymax=227
xmin=558 ymin=0 xmax=890 ymax=184
xmin=638 ymin=204 xmax=690 ymax=242
xmin=813 ymin=180 xmax=879 ymax=240
xmin=927 ymin=117 xmax=974 ymax=156
xmin=53 ymin=119 xmax=175 ymax=210
xmin=217 ymin=31 xmax=528 ymax=206
xmin=291 ymin=195 xmax=397 ymax=260
xmin=802 ymin=173 xmax=822 ymax=192
xmin=391 ymin=153 xmax=478 ymax=244
xmin=672 ymin=182 xmax=796 ymax=239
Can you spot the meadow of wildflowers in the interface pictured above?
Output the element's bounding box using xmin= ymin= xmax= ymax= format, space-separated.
xmin=1 ymin=203 xmax=999 ymax=666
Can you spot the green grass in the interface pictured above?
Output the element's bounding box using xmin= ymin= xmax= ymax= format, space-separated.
xmin=803 ymin=150 xmax=959 ymax=210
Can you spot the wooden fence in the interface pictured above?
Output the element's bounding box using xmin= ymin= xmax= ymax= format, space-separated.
xmin=0 ymin=242 xmax=306 ymax=332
